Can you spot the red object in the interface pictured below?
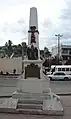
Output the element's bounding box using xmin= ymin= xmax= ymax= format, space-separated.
xmin=30 ymin=26 xmax=36 ymax=43
xmin=31 ymin=33 xmax=36 ymax=43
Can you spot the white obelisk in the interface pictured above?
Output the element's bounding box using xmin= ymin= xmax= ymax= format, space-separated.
xmin=28 ymin=7 xmax=40 ymax=59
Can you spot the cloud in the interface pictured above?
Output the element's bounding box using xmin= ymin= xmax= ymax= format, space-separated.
xmin=40 ymin=0 xmax=71 ymax=50
xmin=42 ymin=18 xmax=52 ymax=29
xmin=58 ymin=0 xmax=71 ymax=41
xmin=2 ymin=18 xmax=28 ymax=35
xmin=0 ymin=19 xmax=28 ymax=46
xmin=0 ymin=0 xmax=69 ymax=50
xmin=18 ymin=18 xmax=25 ymax=25
xmin=0 ymin=0 xmax=33 ymax=6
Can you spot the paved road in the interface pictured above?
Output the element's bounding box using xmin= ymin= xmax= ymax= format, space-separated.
xmin=0 ymin=96 xmax=71 ymax=119
xmin=50 ymin=81 xmax=71 ymax=94
xmin=0 ymin=79 xmax=17 ymax=96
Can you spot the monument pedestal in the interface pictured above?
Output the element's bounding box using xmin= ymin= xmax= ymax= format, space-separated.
xmin=11 ymin=72 xmax=63 ymax=115
xmin=15 ymin=78 xmax=50 ymax=94
xmin=0 ymin=58 xmax=63 ymax=115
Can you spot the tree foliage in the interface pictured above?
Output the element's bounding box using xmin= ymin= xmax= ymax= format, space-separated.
xmin=2 ymin=40 xmax=13 ymax=58
xmin=40 ymin=47 xmax=51 ymax=58
xmin=44 ymin=47 xmax=51 ymax=57
xmin=0 ymin=41 xmax=51 ymax=59
xmin=1 ymin=40 xmax=27 ymax=58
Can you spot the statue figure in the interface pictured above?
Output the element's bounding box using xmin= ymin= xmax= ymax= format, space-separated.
xmin=27 ymin=45 xmax=38 ymax=60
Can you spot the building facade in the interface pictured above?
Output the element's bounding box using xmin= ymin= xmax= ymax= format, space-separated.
xmin=52 ymin=45 xmax=71 ymax=61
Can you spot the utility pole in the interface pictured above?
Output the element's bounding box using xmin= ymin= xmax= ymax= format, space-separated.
xmin=55 ymin=34 xmax=63 ymax=64
xmin=22 ymin=42 xmax=24 ymax=73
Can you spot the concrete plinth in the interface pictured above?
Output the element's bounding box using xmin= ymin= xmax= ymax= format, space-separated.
xmin=16 ymin=78 xmax=50 ymax=93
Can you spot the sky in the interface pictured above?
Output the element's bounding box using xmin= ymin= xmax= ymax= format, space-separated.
xmin=0 ymin=0 xmax=70 ymax=50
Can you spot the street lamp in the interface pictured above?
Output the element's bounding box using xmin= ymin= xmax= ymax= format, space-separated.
xmin=55 ymin=34 xmax=63 ymax=64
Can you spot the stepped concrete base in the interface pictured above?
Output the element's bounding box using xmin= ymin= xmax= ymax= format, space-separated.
xmin=0 ymin=77 xmax=63 ymax=115
xmin=0 ymin=90 xmax=63 ymax=115
xmin=0 ymin=92 xmax=63 ymax=115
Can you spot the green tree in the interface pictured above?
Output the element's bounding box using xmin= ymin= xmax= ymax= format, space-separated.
xmin=4 ymin=40 xmax=13 ymax=58
xmin=22 ymin=42 xmax=27 ymax=56
xmin=17 ymin=44 xmax=22 ymax=55
xmin=4 ymin=42 xmax=8 ymax=54
xmin=7 ymin=40 xmax=13 ymax=57
xmin=8 ymin=40 xmax=12 ymax=47
xmin=1 ymin=41 xmax=27 ymax=58
xmin=44 ymin=47 xmax=51 ymax=57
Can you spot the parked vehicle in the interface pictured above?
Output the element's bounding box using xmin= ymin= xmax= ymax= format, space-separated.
xmin=48 ymin=71 xmax=71 ymax=81
xmin=50 ymin=65 xmax=71 ymax=75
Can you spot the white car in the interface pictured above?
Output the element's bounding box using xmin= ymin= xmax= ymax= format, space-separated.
xmin=48 ymin=71 xmax=71 ymax=81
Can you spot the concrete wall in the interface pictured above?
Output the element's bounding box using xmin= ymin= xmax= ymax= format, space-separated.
xmin=0 ymin=58 xmax=22 ymax=73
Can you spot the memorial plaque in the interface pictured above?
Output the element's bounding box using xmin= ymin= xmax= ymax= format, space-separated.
xmin=25 ymin=63 xmax=40 ymax=79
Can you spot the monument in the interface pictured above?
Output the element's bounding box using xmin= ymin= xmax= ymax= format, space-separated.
xmin=0 ymin=7 xmax=63 ymax=115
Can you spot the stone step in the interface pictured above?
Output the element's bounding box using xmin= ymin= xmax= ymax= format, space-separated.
xmin=18 ymin=99 xmax=43 ymax=104
xmin=13 ymin=93 xmax=51 ymax=100
xmin=16 ymin=108 xmax=63 ymax=115
xmin=17 ymin=103 xmax=42 ymax=110
xmin=0 ymin=108 xmax=63 ymax=115
xmin=16 ymin=108 xmax=42 ymax=115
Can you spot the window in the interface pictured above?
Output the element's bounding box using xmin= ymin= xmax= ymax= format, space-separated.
xmin=62 ymin=68 xmax=65 ymax=71
xmin=54 ymin=72 xmax=65 ymax=75
xmin=62 ymin=48 xmax=68 ymax=54
xmin=54 ymin=73 xmax=59 ymax=75
xmin=70 ymin=68 xmax=71 ymax=71
xmin=66 ymin=68 xmax=69 ymax=71
xmin=58 ymin=68 xmax=61 ymax=71
xmin=59 ymin=73 xmax=65 ymax=75
xmin=69 ymin=51 xmax=71 ymax=55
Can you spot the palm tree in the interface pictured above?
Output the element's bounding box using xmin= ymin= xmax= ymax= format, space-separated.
xmin=4 ymin=40 xmax=13 ymax=58
xmin=8 ymin=40 xmax=12 ymax=47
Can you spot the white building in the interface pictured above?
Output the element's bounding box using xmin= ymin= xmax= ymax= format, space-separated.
xmin=52 ymin=45 xmax=71 ymax=61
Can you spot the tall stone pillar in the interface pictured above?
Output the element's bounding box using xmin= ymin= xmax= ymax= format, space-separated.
xmin=28 ymin=7 xmax=40 ymax=59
